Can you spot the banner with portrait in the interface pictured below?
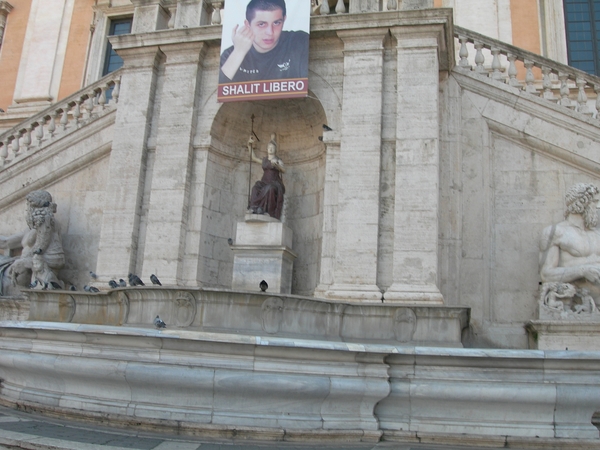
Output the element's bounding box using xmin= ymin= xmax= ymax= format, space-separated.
xmin=218 ymin=0 xmax=310 ymax=102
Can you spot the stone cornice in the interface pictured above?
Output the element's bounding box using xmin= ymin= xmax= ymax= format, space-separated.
xmin=110 ymin=8 xmax=454 ymax=71
xmin=0 ymin=1 xmax=13 ymax=16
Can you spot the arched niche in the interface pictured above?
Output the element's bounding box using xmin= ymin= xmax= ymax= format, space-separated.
xmin=208 ymin=94 xmax=327 ymax=295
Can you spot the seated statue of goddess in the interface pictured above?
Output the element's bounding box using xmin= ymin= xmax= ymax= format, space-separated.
xmin=247 ymin=133 xmax=286 ymax=220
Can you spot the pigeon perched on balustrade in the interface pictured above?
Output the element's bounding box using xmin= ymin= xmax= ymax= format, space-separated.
xmin=260 ymin=280 xmax=268 ymax=292
xmin=89 ymin=271 xmax=98 ymax=280
xmin=108 ymin=280 xmax=119 ymax=289
xmin=154 ymin=315 xmax=166 ymax=329
xmin=150 ymin=274 xmax=162 ymax=286
xmin=119 ymin=279 xmax=127 ymax=287
xmin=84 ymin=285 xmax=100 ymax=293
xmin=128 ymin=273 xmax=144 ymax=286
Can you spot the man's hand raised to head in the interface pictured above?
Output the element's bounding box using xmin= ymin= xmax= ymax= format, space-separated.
xmin=221 ymin=24 xmax=255 ymax=80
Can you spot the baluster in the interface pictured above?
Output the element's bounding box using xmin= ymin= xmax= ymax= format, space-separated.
xmin=36 ymin=119 xmax=44 ymax=146
xmin=558 ymin=73 xmax=574 ymax=109
xmin=490 ymin=48 xmax=502 ymax=80
xmin=167 ymin=8 xmax=175 ymax=29
xmin=211 ymin=2 xmax=222 ymax=25
xmin=48 ymin=112 xmax=57 ymax=138
xmin=387 ymin=0 xmax=398 ymax=10
xmin=112 ymin=78 xmax=121 ymax=104
xmin=576 ymin=78 xmax=592 ymax=115
xmin=11 ymin=134 xmax=20 ymax=157
xmin=474 ymin=42 xmax=485 ymax=75
xmin=335 ymin=0 xmax=346 ymax=13
xmin=320 ymin=0 xmax=330 ymax=14
xmin=0 ymin=141 xmax=6 ymax=165
xmin=541 ymin=66 xmax=556 ymax=101
xmin=523 ymin=60 xmax=538 ymax=95
xmin=73 ymin=100 xmax=81 ymax=128
xmin=595 ymin=85 xmax=600 ymax=120
xmin=311 ymin=0 xmax=320 ymax=15
xmin=84 ymin=95 xmax=94 ymax=121
xmin=506 ymin=54 xmax=519 ymax=87
xmin=98 ymin=86 xmax=107 ymax=109
xmin=458 ymin=36 xmax=471 ymax=70
xmin=60 ymin=107 xmax=69 ymax=130
xmin=22 ymin=126 xmax=32 ymax=151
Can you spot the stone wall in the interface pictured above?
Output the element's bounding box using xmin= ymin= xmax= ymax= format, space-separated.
xmin=442 ymin=69 xmax=600 ymax=348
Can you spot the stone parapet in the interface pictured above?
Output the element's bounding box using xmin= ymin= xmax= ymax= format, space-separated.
xmin=22 ymin=287 xmax=469 ymax=346
xmin=0 ymin=322 xmax=597 ymax=445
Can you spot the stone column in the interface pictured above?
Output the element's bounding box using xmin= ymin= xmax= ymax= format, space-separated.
xmin=131 ymin=0 xmax=170 ymax=33
xmin=384 ymin=26 xmax=444 ymax=304
xmin=95 ymin=46 xmax=163 ymax=280
xmin=141 ymin=42 xmax=206 ymax=285
xmin=322 ymin=29 xmax=387 ymax=302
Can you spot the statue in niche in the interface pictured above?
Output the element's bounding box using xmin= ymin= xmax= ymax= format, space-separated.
xmin=0 ymin=190 xmax=65 ymax=294
xmin=247 ymin=133 xmax=286 ymax=220
xmin=539 ymin=183 xmax=600 ymax=317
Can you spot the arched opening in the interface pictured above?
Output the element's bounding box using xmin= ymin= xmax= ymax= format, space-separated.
xmin=207 ymin=94 xmax=328 ymax=295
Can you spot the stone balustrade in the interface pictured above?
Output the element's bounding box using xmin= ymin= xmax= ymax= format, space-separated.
xmin=205 ymin=0 xmax=432 ymax=22
xmin=454 ymin=25 xmax=600 ymax=120
xmin=0 ymin=69 xmax=122 ymax=170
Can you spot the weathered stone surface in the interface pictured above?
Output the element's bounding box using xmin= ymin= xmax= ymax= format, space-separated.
xmin=0 ymin=322 xmax=597 ymax=443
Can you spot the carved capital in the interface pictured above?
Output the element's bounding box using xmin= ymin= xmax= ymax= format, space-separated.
xmin=0 ymin=1 xmax=13 ymax=47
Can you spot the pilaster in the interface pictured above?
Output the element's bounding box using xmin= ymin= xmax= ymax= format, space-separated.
xmin=9 ymin=0 xmax=75 ymax=109
xmin=322 ymin=29 xmax=387 ymax=302
xmin=0 ymin=1 xmax=13 ymax=48
xmin=384 ymin=26 xmax=444 ymax=304
xmin=131 ymin=0 xmax=170 ymax=33
xmin=96 ymin=46 xmax=164 ymax=281
xmin=141 ymin=41 xmax=206 ymax=285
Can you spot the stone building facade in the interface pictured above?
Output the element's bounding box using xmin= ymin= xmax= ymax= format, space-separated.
xmin=0 ymin=1 xmax=600 ymax=444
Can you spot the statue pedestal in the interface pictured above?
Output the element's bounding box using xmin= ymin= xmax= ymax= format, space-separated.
xmin=231 ymin=214 xmax=297 ymax=294
xmin=526 ymin=319 xmax=600 ymax=350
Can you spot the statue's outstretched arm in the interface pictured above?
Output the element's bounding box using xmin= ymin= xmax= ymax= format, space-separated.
xmin=540 ymin=237 xmax=600 ymax=284
xmin=247 ymin=136 xmax=262 ymax=164
xmin=0 ymin=231 xmax=26 ymax=251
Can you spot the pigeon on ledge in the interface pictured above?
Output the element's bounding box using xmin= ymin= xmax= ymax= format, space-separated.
xmin=154 ymin=315 xmax=166 ymax=329
xmin=128 ymin=273 xmax=144 ymax=286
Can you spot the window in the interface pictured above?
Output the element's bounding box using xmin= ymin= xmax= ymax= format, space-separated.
xmin=563 ymin=0 xmax=600 ymax=75
xmin=102 ymin=17 xmax=133 ymax=76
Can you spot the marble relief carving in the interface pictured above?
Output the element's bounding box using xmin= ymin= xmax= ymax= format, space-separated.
xmin=539 ymin=183 xmax=600 ymax=319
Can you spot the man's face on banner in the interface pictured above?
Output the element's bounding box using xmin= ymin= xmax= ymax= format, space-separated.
xmin=244 ymin=8 xmax=286 ymax=53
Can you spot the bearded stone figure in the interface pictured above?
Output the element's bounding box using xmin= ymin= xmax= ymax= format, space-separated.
xmin=539 ymin=183 xmax=600 ymax=316
xmin=0 ymin=190 xmax=65 ymax=294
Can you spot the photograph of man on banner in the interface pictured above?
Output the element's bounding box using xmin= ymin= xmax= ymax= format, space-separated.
xmin=218 ymin=0 xmax=309 ymax=102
